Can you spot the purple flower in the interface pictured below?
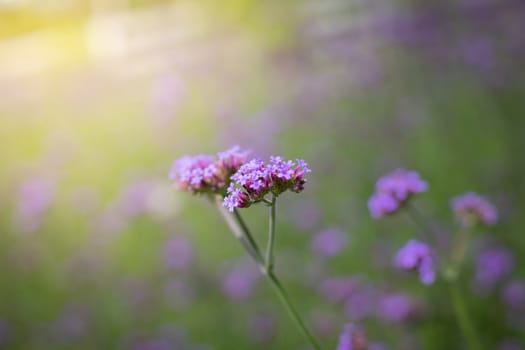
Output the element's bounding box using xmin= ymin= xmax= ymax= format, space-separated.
xmin=14 ymin=179 xmax=55 ymax=233
xmin=221 ymin=260 xmax=260 ymax=302
xmin=395 ymin=240 xmax=436 ymax=285
xmin=169 ymin=146 xmax=250 ymax=195
xmin=163 ymin=236 xmax=194 ymax=271
xmin=451 ymin=192 xmax=498 ymax=227
xmin=343 ymin=288 xmax=377 ymax=321
xmin=501 ymin=280 xmax=525 ymax=310
xmin=247 ymin=315 xmax=275 ymax=344
xmin=318 ymin=277 xmax=360 ymax=304
xmin=311 ymin=228 xmax=348 ymax=257
xmin=497 ymin=340 xmax=523 ymax=350
xmin=377 ymin=293 xmax=419 ymax=323
xmin=368 ymin=169 xmax=427 ymax=218
xmin=336 ymin=323 xmax=368 ymax=350
xmin=476 ymin=247 xmax=513 ymax=288
xmin=368 ymin=192 xmax=399 ymax=219
xmin=223 ymin=156 xmax=311 ymax=212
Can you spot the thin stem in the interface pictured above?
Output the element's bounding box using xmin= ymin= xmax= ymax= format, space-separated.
xmin=451 ymin=226 xmax=472 ymax=268
xmin=214 ymin=197 xmax=263 ymax=265
xmin=233 ymin=209 xmax=263 ymax=262
xmin=405 ymin=202 xmax=433 ymax=242
xmin=265 ymin=195 xmax=277 ymax=272
xmin=215 ymin=200 xmax=323 ymax=350
xmin=266 ymin=271 xmax=322 ymax=350
xmin=448 ymin=283 xmax=483 ymax=350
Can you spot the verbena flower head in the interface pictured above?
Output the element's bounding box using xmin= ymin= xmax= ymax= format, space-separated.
xmin=451 ymin=192 xmax=498 ymax=227
xmin=501 ymin=280 xmax=525 ymax=310
xmin=368 ymin=169 xmax=427 ymax=218
xmin=336 ymin=323 xmax=368 ymax=350
xmin=377 ymin=293 xmax=420 ymax=323
xmin=223 ymin=156 xmax=311 ymax=212
xmin=475 ymin=246 xmax=513 ymax=288
xmin=395 ymin=240 xmax=436 ymax=285
xmin=169 ymin=146 xmax=250 ymax=195
xmin=311 ymin=228 xmax=348 ymax=258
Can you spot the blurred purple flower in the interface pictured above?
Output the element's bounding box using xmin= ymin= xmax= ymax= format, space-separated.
xmin=148 ymin=75 xmax=185 ymax=124
xmin=311 ymin=228 xmax=348 ymax=258
xmin=14 ymin=179 xmax=55 ymax=233
xmin=318 ymin=277 xmax=360 ymax=304
xmin=451 ymin=192 xmax=498 ymax=227
xmin=501 ymin=280 xmax=525 ymax=310
xmin=343 ymin=288 xmax=377 ymax=321
xmin=163 ymin=236 xmax=194 ymax=272
xmin=462 ymin=37 xmax=494 ymax=71
xmin=497 ymin=340 xmax=523 ymax=350
xmin=248 ymin=315 xmax=276 ymax=344
xmin=395 ymin=240 xmax=436 ymax=285
xmin=117 ymin=180 xmax=154 ymax=218
xmin=164 ymin=280 xmax=195 ymax=310
xmin=476 ymin=246 xmax=513 ymax=288
xmin=368 ymin=169 xmax=427 ymax=218
xmin=133 ymin=338 xmax=173 ymax=350
xmin=310 ymin=310 xmax=340 ymax=339
xmin=221 ymin=260 xmax=260 ymax=302
xmin=377 ymin=293 xmax=419 ymax=323
xmin=289 ymin=200 xmax=322 ymax=231
xmin=336 ymin=323 xmax=368 ymax=350
xmin=0 ymin=320 xmax=10 ymax=346
xmin=49 ymin=304 xmax=90 ymax=343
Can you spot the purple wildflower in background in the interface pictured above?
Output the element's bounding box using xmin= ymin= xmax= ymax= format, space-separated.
xmin=248 ymin=315 xmax=276 ymax=344
xmin=14 ymin=179 xmax=55 ymax=233
xmin=318 ymin=277 xmax=360 ymax=304
xmin=476 ymin=246 xmax=513 ymax=288
xmin=0 ymin=320 xmax=9 ymax=346
xmin=343 ymin=288 xmax=377 ymax=321
xmin=501 ymin=280 xmax=525 ymax=310
xmin=310 ymin=310 xmax=339 ymax=339
xmin=223 ymin=156 xmax=311 ymax=212
xmin=163 ymin=236 xmax=194 ymax=272
xmin=497 ymin=340 xmax=524 ymax=350
xmin=395 ymin=240 xmax=436 ymax=285
xmin=336 ymin=323 xmax=368 ymax=350
xmin=221 ymin=260 xmax=260 ymax=302
xmin=311 ymin=228 xmax=348 ymax=258
xmin=368 ymin=169 xmax=427 ymax=218
xmin=377 ymin=293 xmax=420 ymax=323
xmin=451 ymin=192 xmax=498 ymax=227
xmin=169 ymin=146 xmax=250 ymax=195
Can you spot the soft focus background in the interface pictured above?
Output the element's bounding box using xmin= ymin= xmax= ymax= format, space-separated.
xmin=1 ymin=0 xmax=525 ymax=349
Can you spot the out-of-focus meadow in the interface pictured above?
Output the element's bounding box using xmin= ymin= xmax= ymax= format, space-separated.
xmin=1 ymin=0 xmax=525 ymax=349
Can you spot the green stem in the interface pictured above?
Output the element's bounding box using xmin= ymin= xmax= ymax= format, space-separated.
xmin=215 ymin=199 xmax=323 ymax=350
xmin=265 ymin=195 xmax=277 ymax=272
xmin=406 ymin=202 xmax=434 ymax=242
xmin=215 ymin=197 xmax=263 ymax=265
xmin=266 ymin=270 xmax=322 ymax=350
xmin=448 ymin=283 xmax=482 ymax=350
xmin=233 ymin=208 xmax=263 ymax=262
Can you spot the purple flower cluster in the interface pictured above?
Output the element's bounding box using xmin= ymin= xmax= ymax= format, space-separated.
xmin=451 ymin=192 xmax=498 ymax=227
xmin=311 ymin=228 xmax=349 ymax=258
xmin=336 ymin=323 xmax=368 ymax=350
xmin=368 ymin=169 xmax=428 ymax=218
xmin=223 ymin=156 xmax=311 ymax=212
xmin=169 ymin=146 xmax=250 ymax=195
xmin=377 ymin=293 xmax=420 ymax=323
xmin=395 ymin=240 xmax=436 ymax=285
xmin=475 ymin=246 xmax=513 ymax=288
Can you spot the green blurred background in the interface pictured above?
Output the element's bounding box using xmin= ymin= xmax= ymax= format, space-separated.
xmin=0 ymin=0 xmax=524 ymax=349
